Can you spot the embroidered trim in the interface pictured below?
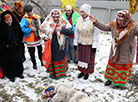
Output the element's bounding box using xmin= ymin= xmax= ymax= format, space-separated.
xmin=78 ymin=61 xmax=88 ymax=69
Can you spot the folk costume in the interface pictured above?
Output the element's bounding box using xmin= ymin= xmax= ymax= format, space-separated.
xmin=0 ymin=10 xmax=24 ymax=82
xmin=94 ymin=10 xmax=138 ymax=87
xmin=39 ymin=9 xmax=72 ymax=79
xmin=63 ymin=4 xmax=80 ymax=63
xmin=12 ymin=1 xmax=26 ymax=62
xmin=74 ymin=4 xmax=99 ymax=80
xmin=20 ymin=5 xmax=43 ymax=69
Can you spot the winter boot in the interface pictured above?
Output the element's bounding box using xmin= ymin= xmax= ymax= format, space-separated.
xmin=78 ymin=72 xmax=85 ymax=78
xmin=104 ymin=80 xmax=112 ymax=86
xmin=84 ymin=73 xmax=89 ymax=80
xmin=33 ymin=65 xmax=37 ymax=70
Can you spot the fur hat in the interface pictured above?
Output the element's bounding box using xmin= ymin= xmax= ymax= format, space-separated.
xmin=14 ymin=1 xmax=24 ymax=10
xmin=24 ymin=4 xmax=33 ymax=12
xmin=80 ymin=4 xmax=91 ymax=16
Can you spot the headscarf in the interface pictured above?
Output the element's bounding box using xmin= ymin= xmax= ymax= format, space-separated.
xmin=39 ymin=9 xmax=72 ymax=50
xmin=80 ymin=4 xmax=91 ymax=16
xmin=116 ymin=10 xmax=131 ymax=27
xmin=65 ymin=4 xmax=72 ymax=10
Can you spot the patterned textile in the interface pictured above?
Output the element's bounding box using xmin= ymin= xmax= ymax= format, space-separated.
xmin=78 ymin=44 xmax=95 ymax=73
xmin=47 ymin=56 xmax=68 ymax=79
xmin=105 ymin=58 xmax=133 ymax=86
xmin=39 ymin=9 xmax=71 ymax=50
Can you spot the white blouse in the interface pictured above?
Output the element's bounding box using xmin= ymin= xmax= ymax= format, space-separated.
xmin=74 ymin=16 xmax=99 ymax=48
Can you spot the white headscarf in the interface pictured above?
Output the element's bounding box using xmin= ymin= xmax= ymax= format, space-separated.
xmin=80 ymin=4 xmax=91 ymax=16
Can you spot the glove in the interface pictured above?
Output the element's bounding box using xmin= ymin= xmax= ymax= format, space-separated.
xmin=74 ymin=46 xmax=77 ymax=50
xmin=92 ymin=48 xmax=96 ymax=53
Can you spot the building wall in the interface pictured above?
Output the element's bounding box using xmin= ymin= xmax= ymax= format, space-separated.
xmin=48 ymin=0 xmax=138 ymax=23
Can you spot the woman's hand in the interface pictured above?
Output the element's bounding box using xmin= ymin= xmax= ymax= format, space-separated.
xmin=89 ymin=15 xmax=97 ymax=23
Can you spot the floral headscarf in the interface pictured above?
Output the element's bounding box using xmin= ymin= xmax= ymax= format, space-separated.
xmin=116 ymin=10 xmax=131 ymax=27
xmin=39 ymin=9 xmax=72 ymax=50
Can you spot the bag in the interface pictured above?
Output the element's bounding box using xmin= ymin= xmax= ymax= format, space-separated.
xmin=42 ymin=40 xmax=52 ymax=68
xmin=32 ymin=18 xmax=41 ymax=37
xmin=0 ymin=67 xmax=4 ymax=78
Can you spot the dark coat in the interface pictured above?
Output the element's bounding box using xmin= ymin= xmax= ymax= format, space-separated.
xmin=0 ymin=10 xmax=24 ymax=78
xmin=12 ymin=10 xmax=24 ymax=22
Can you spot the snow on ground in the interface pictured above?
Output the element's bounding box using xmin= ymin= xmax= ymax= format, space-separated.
xmin=0 ymin=32 xmax=138 ymax=102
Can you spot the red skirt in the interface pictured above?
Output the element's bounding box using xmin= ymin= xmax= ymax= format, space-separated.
xmin=78 ymin=44 xmax=95 ymax=74
xmin=105 ymin=58 xmax=133 ymax=86
xmin=0 ymin=67 xmax=4 ymax=78
xmin=47 ymin=56 xmax=68 ymax=79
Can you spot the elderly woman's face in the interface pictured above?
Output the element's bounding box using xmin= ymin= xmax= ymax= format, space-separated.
xmin=4 ymin=14 xmax=12 ymax=27
xmin=79 ymin=10 xmax=88 ymax=19
xmin=53 ymin=16 xmax=60 ymax=23
xmin=116 ymin=19 xmax=124 ymax=27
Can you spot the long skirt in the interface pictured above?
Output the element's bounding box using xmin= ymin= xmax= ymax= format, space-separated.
xmin=0 ymin=67 xmax=4 ymax=78
xmin=78 ymin=44 xmax=95 ymax=74
xmin=47 ymin=56 xmax=68 ymax=79
xmin=105 ymin=58 xmax=133 ymax=86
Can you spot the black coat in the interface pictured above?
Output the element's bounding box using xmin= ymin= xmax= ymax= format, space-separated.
xmin=0 ymin=10 xmax=24 ymax=78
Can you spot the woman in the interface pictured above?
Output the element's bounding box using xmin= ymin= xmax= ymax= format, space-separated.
xmin=89 ymin=10 xmax=138 ymax=87
xmin=0 ymin=10 xmax=24 ymax=82
xmin=74 ymin=4 xmax=99 ymax=80
xmin=39 ymin=9 xmax=72 ymax=79
xmin=12 ymin=0 xmax=26 ymax=62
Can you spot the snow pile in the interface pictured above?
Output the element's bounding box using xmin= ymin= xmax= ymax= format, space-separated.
xmin=0 ymin=32 xmax=138 ymax=102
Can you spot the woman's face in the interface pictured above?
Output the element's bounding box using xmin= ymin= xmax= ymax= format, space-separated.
xmin=79 ymin=10 xmax=88 ymax=19
xmin=116 ymin=19 xmax=124 ymax=27
xmin=53 ymin=16 xmax=60 ymax=23
xmin=66 ymin=10 xmax=72 ymax=16
xmin=26 ymin=10 xmax=33 ymax=17
xmin=4 ymin=14 xmax=12 ymax=27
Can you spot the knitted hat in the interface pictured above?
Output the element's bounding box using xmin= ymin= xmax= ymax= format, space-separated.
xmin=24 ymin=4 xmax=33 ymax=12
xmin=65 ymin=4 xmax=72 ymax=10
xmin=80 ymin=4 xmax=91 ymax=16
xmin=14 ymin=1 xmax=24 ymax=10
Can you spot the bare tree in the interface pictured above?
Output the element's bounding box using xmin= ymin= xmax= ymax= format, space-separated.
xmin=5 ymin=0 xmax=52 ymax=18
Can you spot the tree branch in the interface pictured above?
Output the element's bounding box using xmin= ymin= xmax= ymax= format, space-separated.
xmin=29 ymin=0 xmax=46 ymax=17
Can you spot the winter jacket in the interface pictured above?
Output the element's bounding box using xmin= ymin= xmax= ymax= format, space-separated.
xmin=94 ymin=19 xmax=138 ymax=64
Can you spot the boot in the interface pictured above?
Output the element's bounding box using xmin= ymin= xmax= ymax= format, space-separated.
xmin=17 ymin=75 xmax=24 ymax=79
xmin=33 ymin=65 xmax=37 ymax=69
xmin=104 ymin=80 xmax=112 ymax=86
xmin=9 ymin=77 xmax=15 ymax=82
xmin=78 ymin=72 xmax=85 ymax=78
xmin=84 ymin=73 xmax=89 ymax=80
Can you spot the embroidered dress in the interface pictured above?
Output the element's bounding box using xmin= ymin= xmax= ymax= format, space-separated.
xmin=74 ymin=17 xmax=99 ymax=74
xmin=39 ymin=9 xmax=72 ymax=79
xmin=105 ymin=58 xmax=133 ymax=86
